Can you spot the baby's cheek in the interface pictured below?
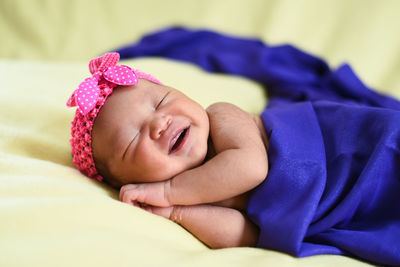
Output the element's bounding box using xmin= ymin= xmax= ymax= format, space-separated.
xmin=135 ymin=146 xmax=172 ymax=180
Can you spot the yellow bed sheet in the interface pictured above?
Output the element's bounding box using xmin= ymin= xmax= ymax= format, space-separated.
xmin=0 ymin=58 xmax=371 ymax=267
xmin=1 ymin=0 xmax=399 ymax=266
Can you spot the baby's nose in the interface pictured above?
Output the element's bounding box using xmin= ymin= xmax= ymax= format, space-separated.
xmin=150 ymin=115 xmax=172 ymax=140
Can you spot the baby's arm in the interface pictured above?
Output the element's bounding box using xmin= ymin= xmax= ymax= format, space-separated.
xmin=168 ymin=103 xmax=268 ymax=205
xmin=145 ymin=204 xmax=259 ymax=248
xmin=120 ymin=103 xmax=268 ymax=207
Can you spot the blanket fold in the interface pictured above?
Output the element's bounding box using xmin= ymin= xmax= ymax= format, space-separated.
xmin=116 ymin=27 xmax=400 ymax=266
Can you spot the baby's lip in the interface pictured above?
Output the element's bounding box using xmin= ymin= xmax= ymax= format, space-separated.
xmin=168 ymin=126 xmax=190 ymax=154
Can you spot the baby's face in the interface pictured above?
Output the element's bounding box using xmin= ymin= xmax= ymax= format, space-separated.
xmin=92 ymin=79 xmax=209 ymax=186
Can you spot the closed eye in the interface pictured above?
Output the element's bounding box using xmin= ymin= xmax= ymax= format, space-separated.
xmin=122 ymin=131 xmax=139 ymax=160
xmin=155 ymin=91 xmax=170 ymax=109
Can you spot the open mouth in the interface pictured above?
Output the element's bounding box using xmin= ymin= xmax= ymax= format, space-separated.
xmin=169 ymin=127 xmax=190 ymax=154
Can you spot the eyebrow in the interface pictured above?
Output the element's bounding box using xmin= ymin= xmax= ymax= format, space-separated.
xmin=122 ymin=132 xmax=139 ymax=160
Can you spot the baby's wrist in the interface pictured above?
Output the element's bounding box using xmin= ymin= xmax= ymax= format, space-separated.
xmin=163 ymin=179 xmax=173 ymax=206
xmin=170 ymin=205 xmax=184 ymax=224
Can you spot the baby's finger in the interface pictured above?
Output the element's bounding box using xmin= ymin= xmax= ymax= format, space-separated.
xmin=121 ymin=190 xmax=139 ymax=205
xmin=119 ymin=184 xmax=137 ymax=201
xmin=141 ymin=204 xmax=152 ymax=212
xmin=131 ymin=201 xmax=141 ymax=208
xmin=122 ymin=192 xmax=137 ymax=205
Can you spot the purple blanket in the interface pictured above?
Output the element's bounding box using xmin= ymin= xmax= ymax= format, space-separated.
xmin=116 ymin=27 xmax=400 ymax=266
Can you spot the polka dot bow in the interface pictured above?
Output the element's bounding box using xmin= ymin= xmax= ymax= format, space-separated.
xmin=66 ymin=52 xmax=138 ymax=115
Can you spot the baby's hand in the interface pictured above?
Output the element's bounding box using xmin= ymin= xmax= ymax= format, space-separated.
xmin=119 ymin=181 xmax=171 ymax=208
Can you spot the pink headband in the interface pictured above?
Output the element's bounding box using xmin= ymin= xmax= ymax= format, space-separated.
xmin=66 ymin=52 xmax=162 ymax=181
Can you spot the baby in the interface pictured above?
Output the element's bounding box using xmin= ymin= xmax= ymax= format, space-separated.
xmin=68 ymin=52 xmax=400 ymax=266
xmin=67 ymin=52 xmax=268 ymax=248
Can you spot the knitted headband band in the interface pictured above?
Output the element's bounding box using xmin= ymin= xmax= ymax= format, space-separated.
xmin=66 ymin=52 xmax=162 ymax=181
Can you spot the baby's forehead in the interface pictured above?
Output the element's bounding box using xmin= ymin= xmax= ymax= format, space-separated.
xmin=114 ymin=80 xmax=168 ymax=103
xmin=104 ymin=80 xmax=166 ymax=110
